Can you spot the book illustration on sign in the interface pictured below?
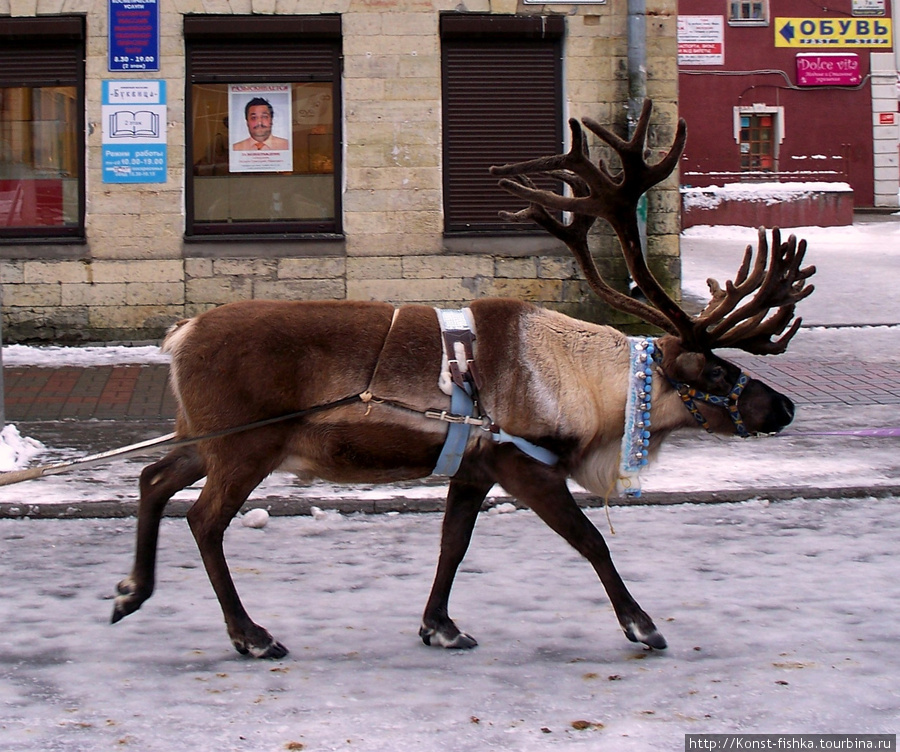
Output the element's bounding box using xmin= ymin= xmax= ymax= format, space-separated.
xmin=109 ymin=110 xmax=160 ymax=138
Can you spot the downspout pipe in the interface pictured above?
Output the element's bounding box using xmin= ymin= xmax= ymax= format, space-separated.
xmin=627 ymin=0 xmax=649 ymax=270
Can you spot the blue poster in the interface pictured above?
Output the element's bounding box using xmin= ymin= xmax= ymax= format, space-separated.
xmin=108 ymin=0 xmax=160 ymax=72
xmin=102 ymin=81 xmax=167 ymax=183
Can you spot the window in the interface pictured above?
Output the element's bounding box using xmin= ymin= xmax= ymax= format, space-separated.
xmin=441 ymin=14 xmax=564 ymax=234
xmin=739 ymin=114 xmax=776 ymax=172
xmin=728 ymin=1 xmax=768 ymax=25
xmin=0 ymin=17 xmax=85 ymax=242
xmin=184 ymin=16 xmax=342 ymax=239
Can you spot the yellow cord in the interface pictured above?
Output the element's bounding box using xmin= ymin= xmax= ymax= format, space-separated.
xmin=601 ymin=473 xmax=618 ymax=536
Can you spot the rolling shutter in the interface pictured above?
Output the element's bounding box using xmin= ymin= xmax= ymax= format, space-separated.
xmin=441 ymin=15 xmax=563 ymax=233
xmin=185 ymin=15 xmax=341 ymax=83
xmin=0 ymin=18 xmax=83 ymax=86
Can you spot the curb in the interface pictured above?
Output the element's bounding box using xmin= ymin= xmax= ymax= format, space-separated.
xmin=2 ymin=484 xmax=897 ymax=520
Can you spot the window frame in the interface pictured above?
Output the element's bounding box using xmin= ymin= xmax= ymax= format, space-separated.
xmin=183 ymin=15 xmax=343 ymax=241
xmin=440 ymin=13 xmax=565 ymax=236
xmin=0 ymin=16 xmax=86 ymax=245
xmin=727 ymin=0 xmax=769 ymax=27
xmin=733 ymin=105 xmax=784 ymax=174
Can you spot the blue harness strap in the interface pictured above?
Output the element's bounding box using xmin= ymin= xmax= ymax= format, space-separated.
xmin=432 ymin=383 xmax=476 ymax=477
xmin=431 ymin=308 xmax=558 ymax=477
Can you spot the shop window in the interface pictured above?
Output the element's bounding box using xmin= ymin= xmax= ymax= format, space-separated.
xmin=0 ymin=17 xmax=85 ymax=242
xmin=728 ymin=1 xmax=768 ymax=25
xmin=739 ymin=113 xmax=776 ymax=172
xmin=441 ymin=14 xmax=564 ymax=234
xmin=185 ymin=16 xmax=342 ymax=239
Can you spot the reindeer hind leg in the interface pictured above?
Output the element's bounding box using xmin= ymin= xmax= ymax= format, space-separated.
xmin=187 ymin=458 xmax=287 ymax=658
xmin=112 ymin=445 xmax=207 ymax=623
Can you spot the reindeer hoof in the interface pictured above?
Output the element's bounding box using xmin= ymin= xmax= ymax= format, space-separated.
xmin=419 ymin=624 xmax=478 ymax=649
xmin=623 ymin=622 xmax=667 ymax=650
xmin=231 ymin=627 xmax=290 ymax=659
xmin=111 ymin=578 xmax=146 ymax=623
xmin=242 ymin=640 xmax=289 ymax=660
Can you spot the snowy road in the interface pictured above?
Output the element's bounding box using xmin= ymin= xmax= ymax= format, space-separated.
xmin=2 ymin=497 xmax=898 ymax=751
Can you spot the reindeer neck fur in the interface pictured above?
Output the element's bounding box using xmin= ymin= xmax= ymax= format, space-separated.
xmin=468 ymin=301 xmax=701 ymax=497
xmin=438 ymin=301 xmax=696 ymax=496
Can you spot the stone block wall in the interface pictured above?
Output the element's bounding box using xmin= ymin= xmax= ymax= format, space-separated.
xmin=0 ymin=0 xmax=680 ymax=343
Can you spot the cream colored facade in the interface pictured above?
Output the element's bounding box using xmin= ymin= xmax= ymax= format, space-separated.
xmin=0 ymin=0 xmax=679 ymax=343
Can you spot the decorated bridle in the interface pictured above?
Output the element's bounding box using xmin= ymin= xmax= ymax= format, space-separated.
xmin=667 ymin=368 xmax=753 ymax=439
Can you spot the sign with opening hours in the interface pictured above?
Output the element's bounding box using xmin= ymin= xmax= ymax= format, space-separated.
xmin=109 ymin=0 xmax=159 ymax=71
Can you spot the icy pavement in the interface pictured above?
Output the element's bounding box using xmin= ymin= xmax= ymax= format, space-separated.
xmin=1 ymin=497 xmax=898 ymax=751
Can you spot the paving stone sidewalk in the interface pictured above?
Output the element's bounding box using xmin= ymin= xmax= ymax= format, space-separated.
xmin=3 ymin=351 xmax=898 ymax=424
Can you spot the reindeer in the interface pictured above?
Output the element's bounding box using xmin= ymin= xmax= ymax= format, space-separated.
xmin=112 ymin=100 xmax=814 ymax=659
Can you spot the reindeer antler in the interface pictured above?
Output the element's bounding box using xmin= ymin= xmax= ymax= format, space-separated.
xmin=696 ymin=227 xmax=815 ymax=354
xmin=497 ymin=171 xmax=680 ymax=335
xmin=490 ymin=99 xmax=816 ymax=355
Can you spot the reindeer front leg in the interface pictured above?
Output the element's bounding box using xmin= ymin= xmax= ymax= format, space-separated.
xmin=493 ymin=447 xmax=667 ymax=651
xmin=420 ymin=474 xmax=494 ymax=649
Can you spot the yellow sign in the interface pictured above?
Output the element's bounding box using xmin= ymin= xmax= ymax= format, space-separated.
xmin=775 ymin=17 xmax=892 ymax=47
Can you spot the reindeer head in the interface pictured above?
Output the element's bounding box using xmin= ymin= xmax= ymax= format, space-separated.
xmin=490 ymin=99 xmax=815 ymax=437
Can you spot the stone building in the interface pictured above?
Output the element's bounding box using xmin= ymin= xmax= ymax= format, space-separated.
xmin=0 ymin=0 xmax=680 ymax=343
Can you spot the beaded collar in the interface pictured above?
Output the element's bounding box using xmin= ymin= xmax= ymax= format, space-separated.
xmin=618 ymin=337 xmax=656 ymax=498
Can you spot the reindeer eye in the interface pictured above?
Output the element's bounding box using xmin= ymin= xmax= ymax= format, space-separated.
xmin=709 ymin=366 xmax=726 ymax=382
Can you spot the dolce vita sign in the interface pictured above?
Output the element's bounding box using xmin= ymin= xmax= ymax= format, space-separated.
xmin=796 ymin=53 xmax=861 ymax=86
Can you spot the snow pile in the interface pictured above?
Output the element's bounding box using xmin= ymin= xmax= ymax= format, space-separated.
xmin=0 ymin=424 xmax=45 ymax=472
xmin=2 ymin=343 xmax=169 ymax=367
xmin=240 ymin=508 xmax=270 ymax=528
xmin=682 ymin=181 xmax=852 ymax=211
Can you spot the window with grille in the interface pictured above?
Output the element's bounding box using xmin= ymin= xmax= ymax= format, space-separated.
xmin=440 ymin=14 xmax=564 ymax=234
xmin=184 ymin=15 xmax=342 ymax=239
xmin=739 ymin=113 xmax=776 ymax=172
xmin=0 ymin=17 xmax=85 ymax=242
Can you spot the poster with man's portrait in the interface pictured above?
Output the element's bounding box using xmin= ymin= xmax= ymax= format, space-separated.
xmin=228 ymin=84 xmax=293 ymax=173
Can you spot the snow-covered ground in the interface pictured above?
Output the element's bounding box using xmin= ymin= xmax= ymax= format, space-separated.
xmin=1 ymin=221 xmax=899 ymax=750
xmin=1 ymin=498 xmax=898 ymax=751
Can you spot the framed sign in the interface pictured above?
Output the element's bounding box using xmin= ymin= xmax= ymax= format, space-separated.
xmin=102 ymin=80 xmax=167 ymax=183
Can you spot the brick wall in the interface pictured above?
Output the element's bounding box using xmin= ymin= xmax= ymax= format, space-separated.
xmin=0 ymin=0 xmax=680 ymax=343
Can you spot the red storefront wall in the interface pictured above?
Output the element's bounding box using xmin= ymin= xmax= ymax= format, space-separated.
xmin=677 ymin=2 xmax=890 ymax=207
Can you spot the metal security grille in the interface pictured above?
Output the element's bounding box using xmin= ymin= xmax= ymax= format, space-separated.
xmin=187 ymin=44 xmax=339 ymax=83
xmin=184 ymin=15 xmax=341 ymax=83
xmin=441 ymin=18 xmax=563 ymax=233
xmin=0 ymin=18 xmax=83 ymax=86
xmin=0 ymin=47 xmax=81 ymax=87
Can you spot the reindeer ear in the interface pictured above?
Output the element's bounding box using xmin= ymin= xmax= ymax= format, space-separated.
xmin=673 ymin=352 xmax=707 ymax=382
